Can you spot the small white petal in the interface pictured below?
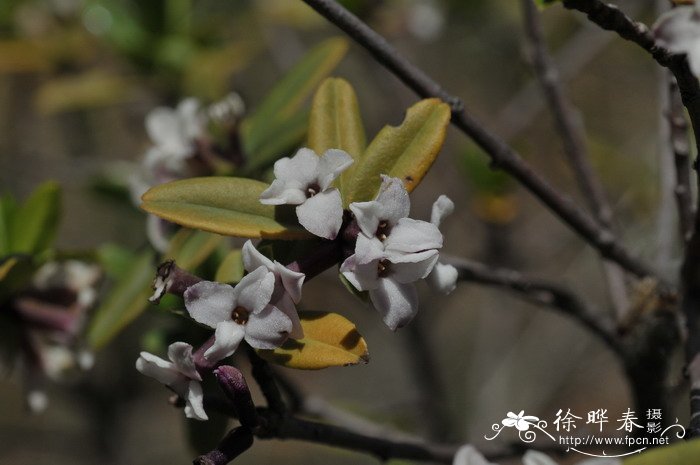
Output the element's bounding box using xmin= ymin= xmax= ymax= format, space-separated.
xmin=233 ymin=267 xmax=276 ymax=315
xmin=136 ymin=352 xmax=180 ymax=386
xmin=177 ymin=98 xmax=204 ymax=141
xmin=244 ymin=305 xmax=293 ymax=349
xmin=427 ymin=261 xmax=458 ymax=294
xmin=390 ymin=250 xmax=439 ymax=283
xmin=184 ymin=281 xmax=236 ymax=328
xmin=350 ymin=200 xmax=382 ymax=237
xmin=167 ymin=342 xmax=201 ymax=381
xmin=273 ymin=147 xmax=320 ymax=186
xmin=317 ymin=149 xmax=354 ymax=190
xmin=385 ymin=218 xmax=443 ymax=255
xmin=430 ymin=195 xmax=454 ymax=226
xmin=452 ymin=445 xmax=496 ymax=465
xmin=259 ymin=179 xmax=307 ymax=205
xmin=275 ymin=292 xmax=304 ymax=339
xmin=275 ymin=263 xmax=305 ymax=304
xmin=242 ymin=240 xmax=275 ymax=272
xmin=204 ymin=320 xmax=246 ymax=362
xmin=146 ymin=107 xmax=181 ymax=151
xmin=522 ymin=451 xmax=559 ymax=465
xmin=375 ymin=175 xmax=411 ymax=225
xmin=369 ymin=278 xmax=418 ymax=330
xmin=354 ymin=233 xmax=385 ymax=265
xmin=184 ymin=380 xmax=208 ymax=421
xmin=340 ymin=255 xmax=380 ymax=291
xmin=296 ymin=189 xmax=344 ymax=239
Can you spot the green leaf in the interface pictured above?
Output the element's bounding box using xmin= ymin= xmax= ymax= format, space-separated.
xmin=141 ymin=177 xmax=309 ymax=240
xmin=0 ymin=194 xmax=16 ymax=256
xmin=10 ymin=181 xmax=61 ymax=254
xmin=0 ymin=255 xmax=35 ymax=304
xmin=242 ymin=109 xmax=309 ymax=173
xmin=346 ymin=99 xmax=451 ymax=203
xmin=87 ymin=250 xmax=155 ymax=349
xmin=215 ymin=249 xmax=244 ymax=284
xmin=307 ymin=77 xmax=366 ymax=202
xmin=97 ymin=243 xmax=137 ymax=279
xmin=241 ymin=37 xmax=349 ymax=167
xmin=165 ymin=228 xmax=225 ymax=271
xmin=258 ymin=311 xmax=369 ymax=370
xmin=624 ymin=438 xmax=700 ymax=465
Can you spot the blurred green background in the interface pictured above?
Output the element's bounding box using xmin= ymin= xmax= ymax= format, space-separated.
xmin=0 ymin=0 xmax=682 ymax=464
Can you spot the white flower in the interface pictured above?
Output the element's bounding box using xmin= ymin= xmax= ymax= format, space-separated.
xmin=341 ymin=176 xmax=443 ymax=330
xmin=522 ymin=451 xmax=620 ymax=465
xmin=241 ymin=240 xmax=304 ymax=339
xmin=259 ymin=147 xmax=353 ymax=239
xmin=502 ymin=410 xmax=539 ymax=432
xmin=426 ymin=195 xmax=458 ymax=295
xmin=146 ymin=97 xmax=205 ymax=166
xmin=183 ymin=267 xmax=293 ymax=362
xmin=654 ymin=3 xmax=700 ymax=76
xmin=135 ymin=342 xmax=207 ymax=421
xmin=452 ymin=445 xmax=497 ymax=465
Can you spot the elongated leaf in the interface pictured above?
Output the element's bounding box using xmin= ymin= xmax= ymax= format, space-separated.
xmin=97 ymin=243 xmax=137 ymax=279
xmin=241 ymin=37 xmax=348 ymax=165
xmin=258 ymin=311 xmax=369 ymax=370
xmin=0 ymin=194 xmax=16 ymax=256
xmin=242 ymin=109 xmax=309 ymax=173
xmin=215 ymin=249 xmax=244 ymax=283
xmin=624 ymin=438 xmax=700 ymax=465
xmin=141 ymin=177 xmax=309 ymax=239
xmin=346 ymin=99 xmax=451 ymax=203
xmin=0 ymin=255 xmax=35 ymax=304
xmin=87 ymin=251 xmax=155 ymax=349
xmin=165 ymin=228 xmax=224 ymax=271
xmin=307 ymin=77 xmax=366 ymax=201
xmin=10 ymin=181 xmax=61 ymax=254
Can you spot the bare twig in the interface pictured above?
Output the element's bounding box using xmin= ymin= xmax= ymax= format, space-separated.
xmin=520 ymin=0 xmax=630 ymax=319
xmin=445 ymin=255 xmax=622 ymax=356
xmin=300 ymin=0 xmax=663 ymax=284
xmin=667 ymin=77 xmax=694 ymax=242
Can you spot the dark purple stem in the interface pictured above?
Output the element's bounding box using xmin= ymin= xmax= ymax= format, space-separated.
xmin=285 ymin=240 xmax=344 ymax=280
xmin=193 ymin=427 xmax=254 ymax=465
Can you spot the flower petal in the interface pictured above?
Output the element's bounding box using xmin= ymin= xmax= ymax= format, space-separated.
xmin=177 ymin=97 xmax=204 ymax=141
xmin=317 ymin=149 xmax=353 ymax=190
xmin=452 ymin=445 xmax=495 ymax=465
xmin=427 ymin=261 xmax=458 ymax=294
xmin=430 ymin=195 xmax=454 ymax=227
xmin=369 ymin=278 xmax=418 ymax=330
xmin=204 ymin=320 xmax=246 ymax=362
xmin=275 ymin=292 xmax=304 ymax=339
xmin=233 ymin=266 xmax=275 ymax=315
xmin=340 ymin=255 xmax=379 ymax=291
xmin=146 ymin=107 xmax=181 ymax=151
xmin=354 ymin=233 xmax=385 ymax=265
xmin=184 ymin=379 xmax=208 ymax=421
xmin=349 ymin=200 xmax=382 ymax=237
xmin=296 ymin=188 xmax=344 ymax=239
xmin=273 ymin=147 xmax=320 ymax=185
xmin=385 ymin=218 xmax=442 ymax=255
xmin=184 ymin=281 xmax=236 ymax=328
xmin=242 ymin=240 xmax=275 ymax=272
xmin=168 ymin=342 xmax=201 ymax=381
xmin=390 ymin=250 xmax=439 ymax=283
xmin=275 ymin=263 xmax=305 ymax=304
xmin=244 ymin=305 xmax=293 ymax=349
xmin=136 ymin=352 xmax=180 ymax=386
xmin=375 ymin=175 xmax=410 ymax=226
xmin=259 ymin=179 xmax=307 ymax=205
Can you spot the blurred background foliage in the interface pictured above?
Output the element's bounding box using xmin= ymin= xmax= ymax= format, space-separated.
xmin=0 ymin=0 xmax=679 ymax=464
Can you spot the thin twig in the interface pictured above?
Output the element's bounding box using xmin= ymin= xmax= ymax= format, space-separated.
xmin=445 ymin=255 xmax=622 ymax=356
xmin=300 ymin=0 xmax=663 ymax=284
xmin=667 ymin=77 xmax=694 ymax=242
xmin=520 ymin=0 xmax=630 ymax=319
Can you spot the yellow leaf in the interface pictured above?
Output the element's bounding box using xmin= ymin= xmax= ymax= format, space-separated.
xmin=165 ymin=229 xmax=224 ymax=271
xmin=258 ymin=311 xmax=369 ymax=370
xmin=215 ymin=249 xmax=244 ymax=283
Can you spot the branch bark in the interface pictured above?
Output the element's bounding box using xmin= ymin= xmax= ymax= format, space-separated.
xmin=300 ymin=0 xmax=663 ymax=285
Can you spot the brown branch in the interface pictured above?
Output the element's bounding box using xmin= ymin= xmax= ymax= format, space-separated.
xmin=300 ymin=0 xmax=663 ymax=285
xmin=445 ymin=255 xmax=622 ymax=356
xmin=520 ymin=0 xmax=630 ymax=319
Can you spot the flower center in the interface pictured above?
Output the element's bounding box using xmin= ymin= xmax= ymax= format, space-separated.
xmin=306 ymin=182 xmax=321 ymax=198
xmin=377 ymin=259 xmax=392 ymax=277
xmin=375 ymin=220 xmax=391 ymax=241
xmin=231 ymin=306 xmax=250 ymax=325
